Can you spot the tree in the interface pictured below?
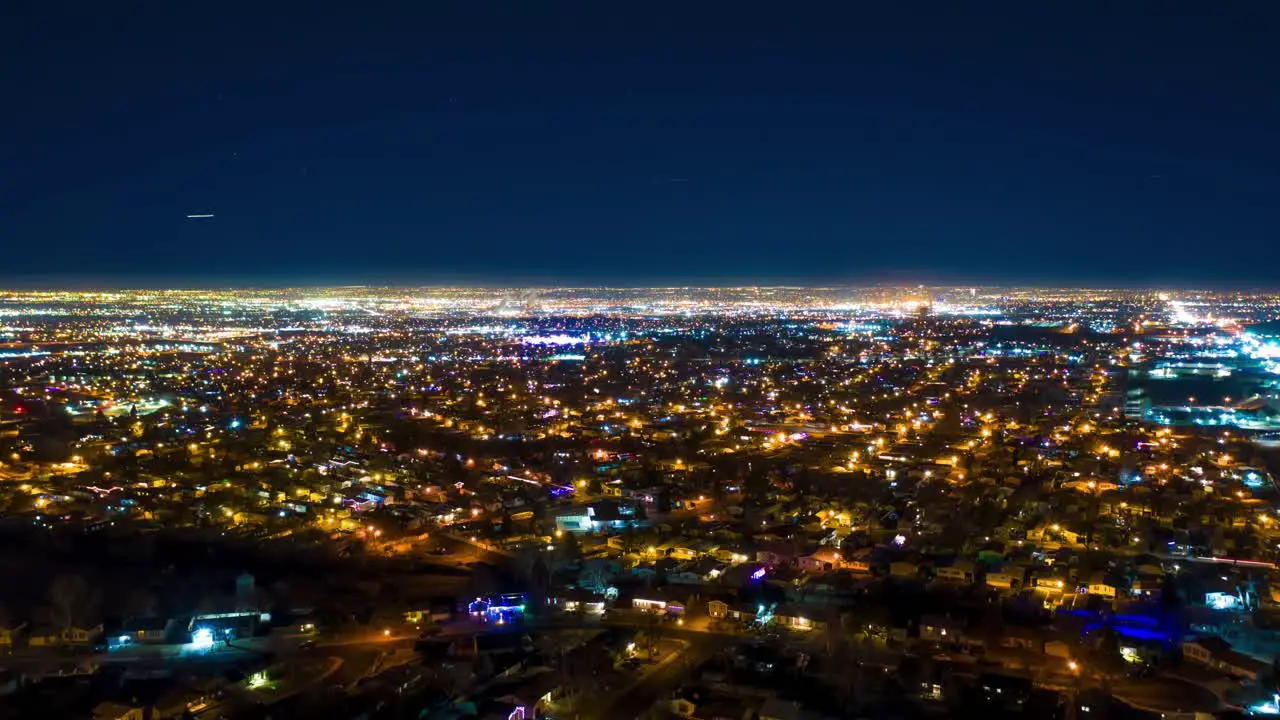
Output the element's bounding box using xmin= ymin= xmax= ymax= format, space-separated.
xmin=579 ymin=560 xmax=613 ymax=595
xmin=430 ymin=661 xmax=475 ymax=700
xmin=744 ymin=464 xmax=771 ymax=503
xmin=639 ymin=459 xmax=664 ymax=487
xmin=123 ymin=588 xmax=159 ymax=618
xmin=554 ymin=641 xmax=603 ymax=714
xmin=556 ymin=531 xmax=582 ymax=570
xmin=514 ymin=549 xmax=551 ymax=610
xmin=1091 ymin=625 xmax=1125 ymax=674
xmin=46 ymin=574 xmax=100 ymax=630
xmin=1160 ymin=573 xmax=1182 ymax=612
xmin=641 ymin=611 xmax=663 ymax=658
xmin=465 ymin=563 xmax=500 ymax=600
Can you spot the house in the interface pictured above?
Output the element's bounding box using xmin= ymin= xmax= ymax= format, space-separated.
xmin=1131 ymin=573 xmax=1162 ymax=597
xmin=999 ymin=626 xmax=1044 ymax=653
xmin=1034 ymin=575 xmax=1070 ymax=593
xmin=845 ymin=559 xmax=872 ymax=574
xmin=404 ymin=600 xmax=454 ymax=625
xmin=669 ymin=544 xmax=701 ymax=561
xmin=977 ymin=673 xmax=1033 ymax=714
xmin=890 ymin=561 xmax=919 ymax=579
xmin=632 ymin=592 xmax=684 ymax=616
xmin=554 ymin=501 xmax=634 ymax=534
xmin=1183 ymin=636 xmax=1227 ymax=666
xmin=556 ymin=588 xmax=606 ymax=615
xmin=119 ymin=617 xmax=169 ymax=644
xmin=707 ymin=600 xmax=754 ymax=623
xmin=189 ymin=612 xmax=259 ymax=639
xmin=795 ymin=573 xmax=843 ymax=598
xmin=554 ymin=508 xmax=597 ymax=534
xmin=0 ymin=622 xmax=26 ymax=648
xmin=1058 ymin=528 xmax=1083 ymax=545
xmin=936 ymin=562 xmax=974 ymax=584
xmin=670 ymin=694 xmax=755 ymax=720
xmin=665 ymin=681 xmax=752 ymax=717
xmin=756 ymin=549 xmax=791 ymax=566
xmin=27 ymin=626 xmax=63 ymax=648
xmin=693 ymin=557 xmax=727 ymax=581
xmin=1204 ymin=589 xmax=1242 ymax=611
xmin=919 ymin=615 xmax=966 ymax=643
xmin=667 ymin=568 xmax=703 ymax=585
xmin=985 ymin=573 xmax=1019 ymax=591
xmin=795 ymin=555 xmax=826 ymax=573
xmin=1202 ymin=577 xmax=1242 ymax=611
xmin=1183 ymin=636 xmax=1271 ymax=681
xmin=707 ymin=600 xmax=730 ymax=619
xmin=588 ymin=501 xmax=637 ymax=530
xmin=712 ymin=548 xmax=751 ymax=565
xmin=1085 ymin=579 xmax=1117 ymax=600
xmin=772 ymin=606 xmax=824 ymax=632
xmin=158 ymin=678 xmax=228 ymax=718
xmin=494 ymin=671 xmax=564 ymax=719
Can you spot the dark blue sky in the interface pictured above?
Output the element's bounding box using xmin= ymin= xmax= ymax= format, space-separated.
xmin=5 ymin=2 xmax=1280 ymax=286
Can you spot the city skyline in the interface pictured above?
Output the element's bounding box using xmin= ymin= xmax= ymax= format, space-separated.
xmin=8 ymin=4 xmax=1280 ymax=718
xmin=4 ymin=278 xmax=1280 ymax=717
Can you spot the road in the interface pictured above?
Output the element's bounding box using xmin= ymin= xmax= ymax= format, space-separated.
xmin=432 ymin=531 xmax=513 ymax=563
xmin=302 ymin=613 xmax=739 ymax=720
xmin=385 ymin=531 xmax=511 ymax=569
xmin=580 ymin=630 xmax=733 ymax=720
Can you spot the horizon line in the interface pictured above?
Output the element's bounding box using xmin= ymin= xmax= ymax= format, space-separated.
xmin=0 ymin=281 xmax=1277 ymax=293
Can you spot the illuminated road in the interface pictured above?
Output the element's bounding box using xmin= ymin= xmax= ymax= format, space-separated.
xmin=383 ymin=530 xmax=511 ymax=570
xmin=430 ymin=532 xmax=511 ymax=565
xmin=580 ymin=631 xmax=732 ymax=720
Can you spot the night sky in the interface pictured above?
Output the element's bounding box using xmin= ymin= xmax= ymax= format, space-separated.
xmin=5 ymin=3 xmax=1280 ymax=286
